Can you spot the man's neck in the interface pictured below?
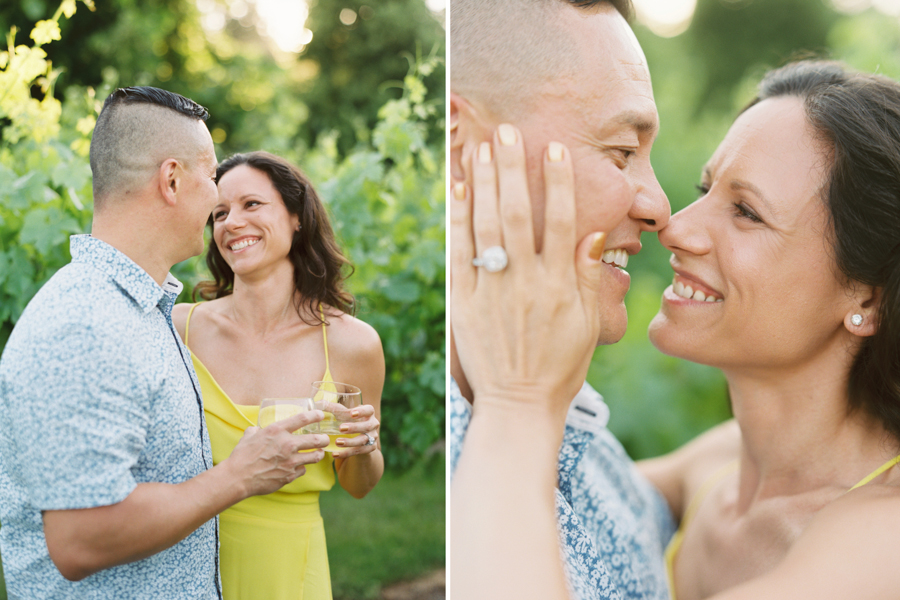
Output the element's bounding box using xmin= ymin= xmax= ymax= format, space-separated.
xmin=91 ymin=210 xmax=174 ymax=286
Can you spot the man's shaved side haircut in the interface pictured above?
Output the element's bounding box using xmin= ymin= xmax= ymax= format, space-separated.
xmin=451 ymin=0 xmax=634 ymax=119
xmin=90 ymin=87 xmax=210 ymax=209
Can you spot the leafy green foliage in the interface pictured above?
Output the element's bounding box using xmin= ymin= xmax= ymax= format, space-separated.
xmin=0 ymin=2 xmax=95 ymax=349
xmin=300 ymin=0 xmax=445 ymax=155
xmin=304 ymin=57 xmax=445 ymax=470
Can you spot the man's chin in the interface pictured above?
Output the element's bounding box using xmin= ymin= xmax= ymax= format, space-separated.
xmin=595 ymin=311 xmax=627 ymax=346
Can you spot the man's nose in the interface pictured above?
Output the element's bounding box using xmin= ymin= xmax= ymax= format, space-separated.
xmin=630 ymin=165 xmax=670 ymax=232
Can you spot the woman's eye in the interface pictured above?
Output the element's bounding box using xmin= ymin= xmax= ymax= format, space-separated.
xmin=213 ymin=211 xmax=227 ymax=221
xmin=695 ymin=183 xmax=710 ymax=197
xmin=732 ymin=202 xmax=763 ymax=224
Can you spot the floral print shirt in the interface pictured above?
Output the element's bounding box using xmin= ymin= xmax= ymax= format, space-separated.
xmin=0 ymin=235 xmax=220 ymax=599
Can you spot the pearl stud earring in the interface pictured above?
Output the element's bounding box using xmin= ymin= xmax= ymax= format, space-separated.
xmin=851 ymin=314 xmax=863 ymax=326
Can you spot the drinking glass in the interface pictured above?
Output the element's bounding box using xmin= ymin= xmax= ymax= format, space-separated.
xmin=257 ymin=397 xmax=314 ymax=433
xmin=303 ymin=381 xmax=363 ymax=452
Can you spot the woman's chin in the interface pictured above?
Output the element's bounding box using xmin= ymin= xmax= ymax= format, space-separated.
xmin=647 ymin=311 xmax=701 ymax=361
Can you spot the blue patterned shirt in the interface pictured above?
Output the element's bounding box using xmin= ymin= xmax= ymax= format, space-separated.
xmin=450 ymin=378 xmax=674 ymax=600
xmin=0 ymin=235 xmax=220 ymax=599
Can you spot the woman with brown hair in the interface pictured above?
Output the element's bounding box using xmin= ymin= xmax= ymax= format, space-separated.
xmin=173 ymin=151 xmax=384 ymax=600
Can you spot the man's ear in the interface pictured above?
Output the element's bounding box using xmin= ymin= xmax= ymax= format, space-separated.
xmin=157 ymin=158 xmax=181 ymax=207
xmin=450 ymin=92 xmax=492 ymax=183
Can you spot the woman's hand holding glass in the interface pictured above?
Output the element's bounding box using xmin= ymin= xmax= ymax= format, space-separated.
xmin=303 ymin=381 xmax=380 ymax=459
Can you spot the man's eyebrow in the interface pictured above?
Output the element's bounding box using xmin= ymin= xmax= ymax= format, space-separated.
xmin=611 ymin=110 xmax=658 ymax=135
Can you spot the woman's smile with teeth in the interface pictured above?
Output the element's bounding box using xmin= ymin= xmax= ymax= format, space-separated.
xmin=602 ymin=248 xmax=629 ymax=269
xmin=672 ymin=276 xmax=723 ymax=302
xmin=230 ymin=238 xmax=259 ymax=251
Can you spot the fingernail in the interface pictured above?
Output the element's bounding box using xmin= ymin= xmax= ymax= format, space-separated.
xmin=340 ymin=425 xmax=350 ymax=432
xmin=478 ymin=141 xmax=492 ymax=164
xmin=497 ymin=123 xmax=516 ymax=146
xmin=548 ymin=141 xmax=564 ymax=162
xmin=589 ymin=232 xmax=608 ymax=260
xmin=336 ymin=439 xmax=345 ymax=446
xmin=351 ymin=410 xmax=359 ymax=418
xmin=453 ymin=182 xmax=466 ymax=201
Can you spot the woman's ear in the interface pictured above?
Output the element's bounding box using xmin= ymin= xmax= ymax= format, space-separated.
xmin=450 ymin=92 xmax=492 ymax=183
xmin=844 ymin=285 xmax=880 ymax=337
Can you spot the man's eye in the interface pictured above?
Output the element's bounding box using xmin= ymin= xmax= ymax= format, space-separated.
xmin=695 ymin=183 xmax=709 ymax=197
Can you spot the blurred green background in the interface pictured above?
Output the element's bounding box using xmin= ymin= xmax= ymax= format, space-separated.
xmin=0 ymin=0 xmax=444 ymax=597
xmin=588 ymin=0 xmax=900 ymax=461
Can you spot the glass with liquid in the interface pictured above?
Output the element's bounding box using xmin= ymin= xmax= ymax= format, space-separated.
xmin=302 ymin=381 xmax=362 ymax=452
xmin=257 ymin=397 xmax=313 ymax=432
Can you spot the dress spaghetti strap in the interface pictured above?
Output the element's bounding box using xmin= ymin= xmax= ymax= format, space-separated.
xmin=849 ymin=454 xmax=900 ymax=491
xmin=319 ymin=305 xmax=334 ymax=383
xmin=185 ymin=302 xmax=200 ymax=345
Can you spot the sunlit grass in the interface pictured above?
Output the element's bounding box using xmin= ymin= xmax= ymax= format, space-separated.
xmin=322 ymin=456 xmax=446 ymax=599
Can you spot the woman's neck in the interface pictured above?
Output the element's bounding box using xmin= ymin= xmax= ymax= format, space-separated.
xmin=228 ymin=260 xmax=304 ymax=335
xmin=723 ymin=350 xmax=896 ymax=511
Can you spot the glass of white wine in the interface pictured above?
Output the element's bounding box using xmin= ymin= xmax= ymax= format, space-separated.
xmin=257 ymin=397 xmax=314 ymax=433
xmin=303 ymin=381 xmax=363 ymax=453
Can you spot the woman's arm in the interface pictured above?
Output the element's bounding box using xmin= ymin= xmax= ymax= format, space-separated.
xmin=450 ymin=126 xmax=631 ymax=599
xmin=331 ymin=317 xmax=385 ymax=498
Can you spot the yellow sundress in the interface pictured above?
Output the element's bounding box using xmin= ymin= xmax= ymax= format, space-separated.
xmin=186 ymin=303 xmax=336 ymax=600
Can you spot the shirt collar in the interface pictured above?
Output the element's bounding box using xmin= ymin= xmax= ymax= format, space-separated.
xmin=69 ymin=234 xmax=183 ymax=315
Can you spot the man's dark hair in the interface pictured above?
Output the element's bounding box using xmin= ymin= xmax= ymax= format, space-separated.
xmin=90 ymin=87 xmax=210 ymax=206
xmin=99 ymin=86 xmax=210 ymax=121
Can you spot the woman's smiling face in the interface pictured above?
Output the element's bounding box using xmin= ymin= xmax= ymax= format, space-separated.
xmin=213 ymin=164 xmax=299 ymax=277
xmin=648 ymin=96 xmax=858 ymax=371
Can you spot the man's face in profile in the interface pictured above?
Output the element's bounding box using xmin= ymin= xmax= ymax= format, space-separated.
xmin=460 ymin=5 xmax=670 ymax=345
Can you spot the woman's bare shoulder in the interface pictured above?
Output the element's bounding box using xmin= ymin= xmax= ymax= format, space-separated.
xmin=324 ymin=311 xmax=383 ymax=358
xmin=172 ymin=298 xmax=231 ymax=341
xmin=736 ymin=483 xmax=900 ymax=600
xmin=171 ymin=302 xmax=196 ymax=340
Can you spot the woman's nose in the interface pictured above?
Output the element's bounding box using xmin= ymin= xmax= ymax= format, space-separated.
xmin=658 ymin=198 xmax=713 ymax=256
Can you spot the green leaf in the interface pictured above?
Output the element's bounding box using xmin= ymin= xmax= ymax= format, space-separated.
xmin=19 ymin=207 xmax=79 ymax=256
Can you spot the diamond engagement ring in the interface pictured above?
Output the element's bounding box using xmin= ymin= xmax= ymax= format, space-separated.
xmin=472 ymin=246 xmax=508 ymax=272
xmin=364 ymin=432 xmax=376 ymax=446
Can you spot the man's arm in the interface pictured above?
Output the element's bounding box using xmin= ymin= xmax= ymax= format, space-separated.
xmin=43 ymin=410 xmax=327 ymax=581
